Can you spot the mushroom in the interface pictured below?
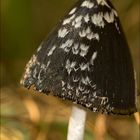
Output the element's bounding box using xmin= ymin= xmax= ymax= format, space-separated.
xmin=20 ymin=0 xmax=137 ymax=140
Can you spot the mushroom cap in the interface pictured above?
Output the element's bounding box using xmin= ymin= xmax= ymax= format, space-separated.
xmin=21 ymin=0 xmax=137 ymax=115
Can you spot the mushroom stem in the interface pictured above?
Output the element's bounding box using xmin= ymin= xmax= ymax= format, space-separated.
xmin=67 ymin=106 xmax=87 ymax=140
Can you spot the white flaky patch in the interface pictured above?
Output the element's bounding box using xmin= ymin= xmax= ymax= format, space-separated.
xmin=79 ymin=85 xmax=85 ymax=92
xmin=83 ymin=89 xmax=90 ymax=94
xmin=91 ymin=84 xmax=96 ymax=89
xmin=37 ymin=42 xmax=44 ymax=52
xmin=60 ymin=39 xmax=74 ymax=52
xmin=79 ymin=27 xmax=100 ymax=41
xmin=90 ymin=51 xmax=97 ymax=65
xmin=63 ymin=14 xmax=76 ymax=25
xmin=61 ymin=80 xmax=65 ymax=87
xmin=48 ymin=45 xmax=56 ymax=56
xmin=72 ymin=43 xmax=79 ymax=54
xmin=40 ymin=63 xmax=46 ymax=70
xmin=112 ymin=9 xmax=118 ymax=17
xmin=97 ymin=0 xmax=111 ymax=8
xmin=93 ymin=107 xmax=97 ymax=112
xmin=75 ymin=15 xmax=83 ymax=22
xmin=37 ymin=45 xmax=42 ymax=52
xmin=65 ymin=60 xmax=76 ymax=74
xmin=46 ymin=60 xmax=51 ymax=68
xmin=79 ymin=30 xmax=86 ymax=37
xmin=86 ymin=27 xmax=91 ymax=34
xmin=69 ymin=7 xmax=77 ymax=15
xmin=81 ymin=0 xmax=94 ymax=9
xmin=99 ymin=96 xmax=109 ymax=105
xmin=81 ymin=76 xmax=91 ymax=85
xmin=84 ymin=14 xmax=90 ymax=23
xmin=20 ymin=55 xmax=38 ymax=84
xmin=67 ymin=83 xmax=74 ymax=90
xmin=91 ymin=12 xmax=105 ymax=28
xmin=87 ymin=32 xmax=99 ymax=40
xmin=79 ymin=27 xmax=91 ymax=37
xmin=104 ymin=11 xmax=115 ymax=23
xmin=72 ymin=15 xmax=83 ymax=28
xmin=73 ymin=76 xmax=80 ymax=82
xmin=58 ymin=28 xmax=68 ymax=38
xmin=80 ymin=44 xmax=89 ymax=57
xmin=75 ymin=15 xmax=83 ymax=27
xmin=86 ymin=103 xmax=92 ymax=108
xmin=74 ymin=22 xmax=82 ymax=28
xmin=80 ymin=63 xmax=89 ymax=71
xmin=76 ymin=88 xmax=80 ymax=96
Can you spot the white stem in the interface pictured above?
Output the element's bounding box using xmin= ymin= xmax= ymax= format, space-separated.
xmin=67 ymin=106 xmax=87 ymax=140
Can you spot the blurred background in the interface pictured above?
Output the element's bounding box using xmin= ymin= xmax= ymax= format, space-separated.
xmin=0 ymin=0 xmax=140 ymax=140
